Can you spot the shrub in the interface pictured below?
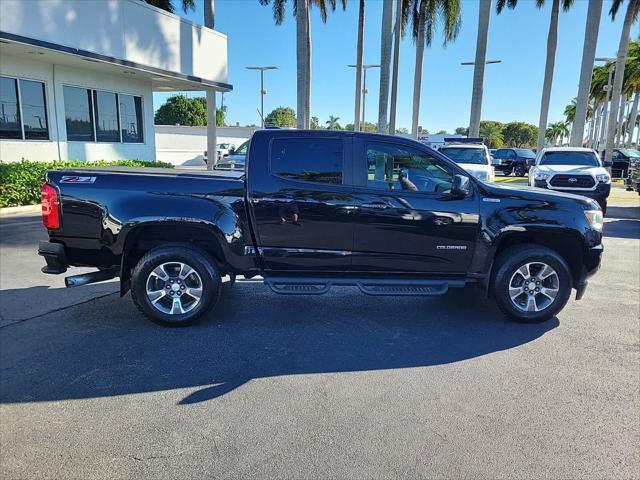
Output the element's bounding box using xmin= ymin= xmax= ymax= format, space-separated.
xmin=0 ymin=160 xmax=174 ymax=208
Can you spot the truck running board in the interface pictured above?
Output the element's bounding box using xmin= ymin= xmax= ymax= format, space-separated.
xmin=265 ymin=277 xmax=466 ymax=296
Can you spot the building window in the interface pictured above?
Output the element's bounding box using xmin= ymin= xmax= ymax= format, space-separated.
xmin=63 ymin=86 xmax=94 ymax=142
xmin=20 ymin=79 xmax=49 ymax=140
xmin=63 ymin=86 xmax=143 ymax=144
xmin=0 ymin=75 xmax=49 ymax=140
xmin=119 ymin=94 xmax=144 ymax=143
xmin=93 ymin=91 xmax=119 ymax=143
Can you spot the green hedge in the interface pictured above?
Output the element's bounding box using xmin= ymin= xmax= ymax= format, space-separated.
xmin=0 ymin=160 xmax=174 ymax=208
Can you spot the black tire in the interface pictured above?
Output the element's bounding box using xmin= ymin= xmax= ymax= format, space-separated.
xmin=492 ymin=244 xmax=572 ymax=323
xmin=131 ymin=245 xmax=222 ymax=327
xmin=514 ymin=163 xmax=526 ymax=177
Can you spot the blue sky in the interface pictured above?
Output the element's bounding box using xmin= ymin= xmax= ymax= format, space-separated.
xmin=154 ymin=0 xmax=634 ymax=133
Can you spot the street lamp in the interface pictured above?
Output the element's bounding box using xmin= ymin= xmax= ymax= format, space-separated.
xmin=246 ymin=66 xmax=278 ymax=128
xmin=461 ymin=60 xmax=501 ymax=136
xmin=348 ymin=64 xmax=380 ymax=130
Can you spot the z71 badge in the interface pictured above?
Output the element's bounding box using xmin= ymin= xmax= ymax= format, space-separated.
xmin=60 ymin=176 xmax=97 ymax=184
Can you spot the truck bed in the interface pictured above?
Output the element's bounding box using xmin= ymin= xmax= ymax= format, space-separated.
xmin=50 ymin=166 xmax=244 ymax=179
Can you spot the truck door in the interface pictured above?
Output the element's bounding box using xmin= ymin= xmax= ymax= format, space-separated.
xmin=247 ymin=133 xmax=356 ymax=273
xmin=350 ymin=138 xmax=479 ymax=274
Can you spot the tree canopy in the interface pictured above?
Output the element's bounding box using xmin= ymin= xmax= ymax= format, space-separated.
xmin=154 ymin=95 xmax=226 ymax=126
xmin=265 ymin=107 xmax=297 ymax=128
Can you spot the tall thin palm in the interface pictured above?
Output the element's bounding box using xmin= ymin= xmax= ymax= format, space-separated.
xmin=389 ymin=0 xmax=412 ymax=134
xmin=604 ymin=0 xmax=640 ymax=162
xmin=259 ymin=0 xmax=345 ymax=129
xmin=624 ymin=40 xmax=640 ymax=145
xmin=570 ymin=0 xmax=602 ymax=146
xmin=378 ymin=0 xmax=394 ymax=132
xmin=496 ymin=0 xmax=574 ymax=150
xmin=353 ymin=0 xmax=365 ymax=131
xmin=469 ymin=0 xmax=491 ymax=137
xmin=411 ymin=0 xmax=462 ymax=138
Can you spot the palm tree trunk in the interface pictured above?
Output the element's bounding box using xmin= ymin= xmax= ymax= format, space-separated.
xmin=354 ymin=0 xmax=365 ymax=131
xmin=570 ymin=0 xmax=602 ymax=147
xmin=604 ymin=0 xmax=637 ymax=163
xmin=536 ymin=0 xmax=560 ymax=151
xmin=296 ymin=0 xmax=309 ymax=129
xmin=615 ymin=93 xmax=626 ymax=146
xmin=411 ymin=8 xmax=426 ymax=139
xmin=469 ymin=0 xmax=491 ymax=137
xmin=388 ymin=0 xmax=402 ymax=135
xmin=378 ymin=0 xmax=393 ymax=133
xmin=626 ymin=86 xmax=640 ymax=146
xmin=586 ymin=103 xmax=596 ymax=147
xmin=305 ymin=10 xmax=312 ymax=129
xmin=204 ymin=0 xmax=216 ymax=170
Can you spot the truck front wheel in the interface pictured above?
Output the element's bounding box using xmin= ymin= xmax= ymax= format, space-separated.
xmin=130 ymin=245 xmax=222 ymax=327
xmin=492 ymin=244 xmax=572 ymax=323
xmin=514 ymin=163 xmax=526 ymax=177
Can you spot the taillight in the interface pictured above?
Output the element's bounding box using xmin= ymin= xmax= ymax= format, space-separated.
xmin=41 ymin=183 xmax=60 ymax=229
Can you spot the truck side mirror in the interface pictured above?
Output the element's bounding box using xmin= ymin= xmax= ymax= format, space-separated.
xmin=526 ymin=158 xmax=536 ymax=167
xmin=229 ymin=148 xmax=235 ymax=155
xmin=451 ymin=174 xmax=471 ymax=197
xmin=603 ymin=160 xmax=613 ymax=168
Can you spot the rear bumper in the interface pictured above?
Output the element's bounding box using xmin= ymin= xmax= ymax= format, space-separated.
xmin=38 ymin=241 xmax=68 ymax=274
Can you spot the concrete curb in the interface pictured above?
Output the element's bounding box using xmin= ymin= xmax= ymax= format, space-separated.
xmin=0 ymin=204 xmax=40 ymax=217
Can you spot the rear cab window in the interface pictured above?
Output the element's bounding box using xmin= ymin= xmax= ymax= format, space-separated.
xmin=270 ymin=137 xmax=344 ymax=185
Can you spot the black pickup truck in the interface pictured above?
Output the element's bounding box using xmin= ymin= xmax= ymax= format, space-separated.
xmin=39 ymin=130 xmax=604 ymax=326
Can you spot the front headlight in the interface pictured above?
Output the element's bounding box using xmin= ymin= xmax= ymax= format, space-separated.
xmin=596 ymin=173 xmax=610 ymax=183
xmin=584 ymin=209 xmax=604 ymax=231
xmin=534 ymin=171 xmax=550 ymax=181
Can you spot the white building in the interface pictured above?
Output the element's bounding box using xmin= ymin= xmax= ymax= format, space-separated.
xmin=0 ymin=0 xmax=231 ymax=163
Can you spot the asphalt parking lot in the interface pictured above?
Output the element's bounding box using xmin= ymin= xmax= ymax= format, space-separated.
xmin=1 ymin=187 xmax=639 ymax=479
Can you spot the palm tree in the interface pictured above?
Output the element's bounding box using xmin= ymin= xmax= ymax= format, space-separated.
xmin=326 ymin=115 xmax=342 ymax=130
xmin=469 ymin=0 xmax=492 ymax=137
xmin=353 ymin=0 xmax=365 ymax=131
xmin=570 ymin=0 xmax=602 ymax=147
xmin=496 ymin=0 xmax=574 ymax=150
xmin=624 ymin=40 xmax=640 ymax=145
xmin=603 ymin=0 xmax=640 ymax=163
xmin=564 ymin=97 xmax=593 ymax=125
xmin=378 ymin=0 xmax=394 ymax=132
xmin=260 ymin=0 xmax=345 ymax=130
xmin=411 ymin=0 xmax=462 ymax=138
xmin=145 ymin=0 xmax=195 ymax=13
xmin=479 ymin=121 xmax=504 ymax=148
xmin=389 ymin=0 xmax=412 ymax=135
xmin=546 ymin=121 xmax=569 ymax=145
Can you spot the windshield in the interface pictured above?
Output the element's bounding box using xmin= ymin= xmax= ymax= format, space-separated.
xmin=217 ymin=143 xmax=231 ymax=149
xmin=233 ymin=141 xmax=249 ymax=156
xmin=618 ymin=149 xmax=640 ymax=158
xmin=439 ymin=147 xmax=487 ymax=165
xmin=514 ymin=148 xmax=536 ymax=158
xmin=539 ymin=151 xmax=600 ymax=167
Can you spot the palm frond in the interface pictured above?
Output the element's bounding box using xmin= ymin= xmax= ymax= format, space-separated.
xmin=496 ymin=0 xmax=518 ymax=14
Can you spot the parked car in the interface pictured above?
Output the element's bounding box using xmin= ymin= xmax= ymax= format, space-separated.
xmin=438 ymin=143 xmax=495 ymax=182
xmin=214 ymin=140 xmax=248 ymax=171
xmin=492 ymin=148 xmax=536 ymax=177
xmin=39 ymin=130 xmax=603 ymax=326
xmin=203 ymin=143 xmax=238 ymax=164
xmin=600 ymin=148 xmax=640 ymax=178
xmin=528 ymin=147 xmax=612 ymax=213
xmin=625 ymin=154 xmax=640 ymax=195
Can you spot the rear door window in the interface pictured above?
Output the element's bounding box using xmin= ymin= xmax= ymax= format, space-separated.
xmin=270 ymin=137 xmax=343 ymax=185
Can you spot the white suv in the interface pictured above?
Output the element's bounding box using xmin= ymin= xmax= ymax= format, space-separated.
xmin=438 ymin=144 xmax=495 ymax=183
xmin=528 ymin=147 xmax=612 ymax=212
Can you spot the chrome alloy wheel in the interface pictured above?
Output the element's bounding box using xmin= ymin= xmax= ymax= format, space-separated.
xmin=508 ymin=262 xmax=560 ymax=313
xmin=145 ymin=262 xmax=203 ymax=315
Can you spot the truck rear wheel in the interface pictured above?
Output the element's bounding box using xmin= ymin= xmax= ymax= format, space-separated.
xmin=492 ymin=244 xmax=572 ymax=323
xmin=131 ymin=245 xmax=221 ymax=327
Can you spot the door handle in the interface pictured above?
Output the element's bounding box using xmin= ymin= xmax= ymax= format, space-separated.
xmin=361 ymin=202 xmax=390 ymax=210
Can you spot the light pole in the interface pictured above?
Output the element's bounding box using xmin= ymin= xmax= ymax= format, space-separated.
xmin=246 ymin=66 xmax=278 ymax=128
xmin=348 ymin=64 xmax=380 ymax=130
xmin=461 ymin=60 xmax=501 ymax=137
